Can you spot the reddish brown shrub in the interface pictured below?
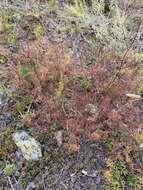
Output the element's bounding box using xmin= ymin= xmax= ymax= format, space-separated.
xmin=8 ymin=39 xmax=143 ymax=151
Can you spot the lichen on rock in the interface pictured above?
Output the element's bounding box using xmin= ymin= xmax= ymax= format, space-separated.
xmin=13 ymin=130 xmax=42 ymax=161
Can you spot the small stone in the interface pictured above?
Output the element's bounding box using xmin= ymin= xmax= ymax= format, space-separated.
xmin=139 ymin=143 xmax=143 ymax=148
xmin=26 ymin=182 xmax=36 ymax=190
xmin=56 ymin=130 xmax=63 ymax=147
xmin=81 ymin=169 xmax=88 ymax=175
xmin=0 ymin=89 xmax=4 ymax=105
xmin=13 ymin=130 xmax=42 ymax=161
xmin=85 ymin=104 xmax=98 ymax=114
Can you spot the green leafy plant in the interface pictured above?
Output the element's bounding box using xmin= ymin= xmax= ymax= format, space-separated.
xmin=54 ymin=75 xmax=65 ymax=103
xmin=66 ymin=0 xmax=104 ymax=18
xmin=33 ymin=25 xmax=45 ymax=38
xmin=13 ymin=96 xmax=32 ymax=116
xmin=20 ymin=63 xmax=36 ymax=78
xmin=0 ymin=54 xmax=8 ymax=65
xmin=136 ymin=84 xmax=143 ymax=96
xmin=6 ymin=33 xmax=17 ymax=45
xmin=114 ymin=159 xmax=128 ymax=176
xmin=60 ymin=23 xmax=83 ymax=34
xmin=20 ymin=67 xmax=31 ymax=78
xmin=74 ymin=75 xmax=92 ymax=91
xmin=0 ymin=10 xmax=15 ymax=33
xmin=47 ymin=0 xmax=59 ymax=13
xmin=105 ymin=139 xmax=113 ymax=150
xmin=3 ymin=164 xmax=16 ymax=176
xmin=108 ymin=159 xmax=141 ymax=189
xmin=126 ymin=173 xmax=140 ymax=187
xmin=0 ymin=22 xmax=15 ymax=33
xmin=66 ymin=0 xmax=127 ymax=52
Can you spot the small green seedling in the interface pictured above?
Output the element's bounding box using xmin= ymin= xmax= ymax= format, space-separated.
xmin=20 ymin=63 xmax=36 ymax=78
xmin=109 ymin=159 xmax=141 ymax=189
xmin=0 ymin=54 xmax=8 ymax=65
xmin=126 ymin=173 xmax=140 ymax=188
xmin=3 ymin=164 xmax=16 ymax=176
xmin=6 ymin=33 xmax=17 ymax=45
xmin=105 ymin=139 xmax=113 ymax=150
xmin=74 ymin=75 xmax=92 ymax=91
xmin=33 ymin=25 xmax=45 ymax=38
xmin=114 ymin=159 xmax=128 ymax=176
xmin=54 ymin=76 xmax=65 ymax=103
xmin=13 ymin=95 xmax=32 ymax=116
xmin=20 ymin=66 xmax=31 ymax=77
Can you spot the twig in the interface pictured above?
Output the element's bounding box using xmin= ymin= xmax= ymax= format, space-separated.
xmin=7 ymin=176 xmax=15 ymax=190
xmin=126 ymin=93 xmax=142 ymax=99
xmin=107 ymin=21 xmax=142 ymax=90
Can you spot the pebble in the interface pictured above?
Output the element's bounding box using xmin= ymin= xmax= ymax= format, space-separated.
xmin=0 ymin=89 xmax=4 ymax=106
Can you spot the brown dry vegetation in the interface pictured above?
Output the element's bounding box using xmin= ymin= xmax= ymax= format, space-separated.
xmin=8 ymin=37 xmax=143 ymax=148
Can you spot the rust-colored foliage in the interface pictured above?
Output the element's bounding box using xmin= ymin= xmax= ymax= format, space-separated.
xmin=9 ymin=39 xmax=143 ymax=152
xmin=11 ymin=39 xmax=71 ymax=98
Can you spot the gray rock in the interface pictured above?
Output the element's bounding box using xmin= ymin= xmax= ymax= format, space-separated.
xmin=85 ymin=104 xmax=98 ymax=115
xmin=0 ymin=89 xmax=4 ymax=106
xmin=56 ymin=130 xmax=63 ymax=147
xmin=13 ymin=131 xmax=42 ymax=161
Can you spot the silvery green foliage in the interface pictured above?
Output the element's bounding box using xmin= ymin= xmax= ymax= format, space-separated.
xmin=108 ymin=2 xmax=127 ymax=51
xmin=84 ymin=15 xmax=109 ymax=41
xmin=3 ymin=164 xmax=16 ymax=176
xmin=90 ymin=0 xmax=105 ymax=15
xmin=66 ymin=0 xmax=127 ymax=52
